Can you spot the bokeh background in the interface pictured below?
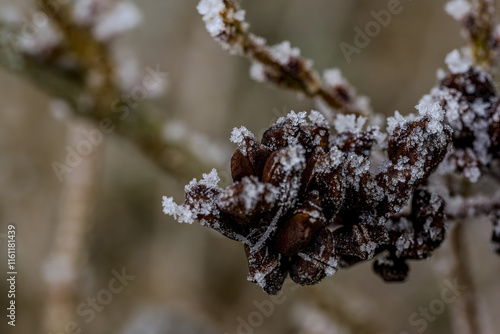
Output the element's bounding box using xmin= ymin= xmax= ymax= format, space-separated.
xmin=0 ymin=0 xmax=499 ymax=333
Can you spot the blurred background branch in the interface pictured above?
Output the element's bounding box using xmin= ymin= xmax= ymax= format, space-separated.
xmin=0 ymin=10 xmax=222 ymax=182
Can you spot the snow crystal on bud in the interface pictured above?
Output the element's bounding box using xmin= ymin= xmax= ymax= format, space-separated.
xmin=73 ymin=0 xmax=104 ymax=25
xmin=333 ymin=114 xmax=366 ymax=134
xmin=415 ymin=102 xmax=445 ymax=134
xmin=249 ymin=62 xmax=266 ymax=82
xmin=324 ymin=257 xmax=338 ymax=276
xmin=360 ymin=241 xmax=378 ymax=258
xmin=230 ymin=126 xmax=255 ymax=154
xmin=328 ymin=147 xmax=344 ymax=168
xmin=269 ymin=41 xmax=301 ymax=66
xmin=445 ymin=49 xmax=472 ymax=74
xmin=280 ymin=146 xmax=306 ymax=172
xmin=197 ymin=0 xmax=247 ymax=53
xmin=354 ymin=96 xmax=373 ymax=115
xmin=93 ymin=2 xmax=142 ymax=40
xmin=276 ymin=110 xmax=308 ymax=126
xmin=18 ymin=22 xmax=62 ymax=55
xmin=162 ymin=196 xmax=194 ymax=224
xmin=197 ymin=0 xmax=228 ymax=37
xmin=308 ymin=110 xmax=329 ymax=128
xmin=323 ymin=68 xmax=347 ymax=87
xmin=445 ymin=0 xmax=471 ymax=21
xmin=185 ymin=169 xmax=221 ymax=193
xmin=436 ymin=68 xmax=447 ymax=81
xmin=386 ymin=111 xmax=406 ymax=134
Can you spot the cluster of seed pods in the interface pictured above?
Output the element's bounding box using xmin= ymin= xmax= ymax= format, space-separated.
xmin=164 ymin=106 xmax=452 ymax=294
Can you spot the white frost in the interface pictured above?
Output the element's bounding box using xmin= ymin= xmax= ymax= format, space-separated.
xmin=334 ymin=114 xmax=366 ymax=134
xmin=323 ymin=68 xmax=347 ymax=87
xmin=230 ymin=126 xmax=255 ymax=154
xmin=185 ymin=169 xmax=221 ymax=193
xmin=93 ymin=2 xmax=142 ymax=40
xmin=445 ymin=49 xmax=472 ymax=74
xmin=268 ymin=41 xmax=301 ymax=66
xmin=445 ymin=0 xmax=471 ymax=21
xmin=162 ymin=197 xmax=194 ymax=224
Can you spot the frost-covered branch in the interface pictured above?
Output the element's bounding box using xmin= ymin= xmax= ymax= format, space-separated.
xmin=445 ymin=0 xmax=499 ymax=69
xmin=197 ymin=0 xmax=371 ymax=120
xmin=0 ymin=3 xmax=221 ymax=180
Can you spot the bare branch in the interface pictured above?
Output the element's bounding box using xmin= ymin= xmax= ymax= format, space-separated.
xmin=448 ymin=223 xmax=483 ymax=334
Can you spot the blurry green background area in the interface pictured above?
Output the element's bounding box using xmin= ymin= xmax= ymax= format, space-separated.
xmin=0 ymin=1 xmax=499 ymax=333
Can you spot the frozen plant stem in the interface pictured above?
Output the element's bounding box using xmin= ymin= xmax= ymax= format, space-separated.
xmin=198 ymin=0 xmax=369 ymax=117
xmin=43 ymin=120 xmax=102 ymax=333
xmin=470 ymin=0 xmax=495 ymax=68
xmin=37 ymin=0 xmax=118 ymax=115
xmin=448 ymin=223 xmax=482 ymax=334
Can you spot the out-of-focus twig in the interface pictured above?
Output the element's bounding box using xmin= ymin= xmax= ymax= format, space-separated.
xmin=302 ymin=288 xmax=383 ymax=334
xmin=446 ymin=0 xmax=498 ymax=69
xmin=470 ymin=0 xmax=496 ymax=68
xmin=0 ymin=10 xmax=221 ymax=182
xmin=448 ymin=223 xmax=483 ymax=334
xmin=42 ymin=119 xmax=102 ymax=332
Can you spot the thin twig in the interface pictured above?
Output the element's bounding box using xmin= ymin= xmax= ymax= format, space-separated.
xmin=42 ymin=120 xmax=102 ymax=332
xmin=470 ymin=0 xmax=496 ymax=68
xmin=448 ymin=222 xmax=482 ymax=334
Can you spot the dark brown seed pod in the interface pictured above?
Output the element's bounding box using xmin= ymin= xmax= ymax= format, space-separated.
xmin=301 ymin=124 xmax=330 ymax=152
xmin=335 ymin=130 xmax=377 ymax=157
xmin=439 ymin=69 xmax=496 ymax=104
xmin=261 ymin=118 xmax=304 ymax=151
xmin=388 ymin=117 xmax=450 ymax=178
xmin=261 ymin=146 xmax=305 ymax=187
xmin=218 ymin=176 xmax=277 ymax=222
xmin=333 ymin=224 xmax=388 ymax=260
xmin=184 ymin=184 xmax=221 ymax=223
xmin=374 ymin=164 xmax=413 ymax=217
xmin=273 ymin=212 xmax=321 ymax=256
xmin=164 ymin=108 xmax=456 ymax=294
xmin=373 ymin=255 xmax=409 ymax=282
xmin=231 ymin=137 xmax=272 ymax=182
xmin=312 ymin=150 xmax=346 ymax=219
xmin=272 ymin=193 xmax=325 ymax=256
xmin=289 ymin=228 xmax=337 ymax=285
xmin=300 ymin=151 xmax=325 ymax=193
xmin=244 ymin=245 xmax=287 ymax=295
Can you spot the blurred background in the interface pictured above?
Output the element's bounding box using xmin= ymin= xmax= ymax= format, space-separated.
xmin=0 ymin=0 xmax=499 ymax=333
